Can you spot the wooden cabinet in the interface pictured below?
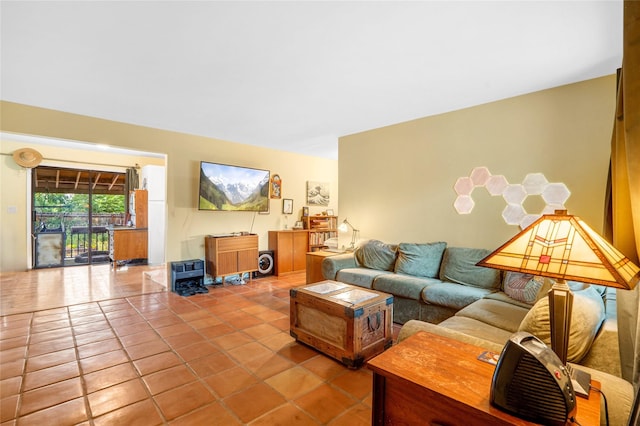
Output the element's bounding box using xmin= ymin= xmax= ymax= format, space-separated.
xmin=367 ymin=331 xmax=601 ymax=426
xmin=268 ymin=230 xmax=308 ymax=275
xmin=303 ymin=215 xmax=337 ymax=251
xmin=129 ymin=189 xmax=148 ymax=228
xmin=305 ymin=250 xmax=341 ymax=283
xmin=109 ymin=228 xmax=148 ymax=267
xmin=205 ymin=234 xmax=258 ymax=281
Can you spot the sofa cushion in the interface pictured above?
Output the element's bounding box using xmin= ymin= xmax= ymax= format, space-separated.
xmin=518 ymin=285 xmax=605 ymax=363
xmin=335 ymin=268 xmax=392 ymax=289
xmin=437 ymin=316 xmax=515 ymax=346
xmin=372 ymin=274 xmax=440 ymax=300
xmin=354 ymin=240 xmax=398 ymax=271
xmin=454 ymin=298 xmax=530 ymax=333
xmin=421 ymin=282 xmax=492 ymax=310
xmin=394 ymin=242 xmax=447 ymax=278
xmin=484 ymin=291 xmax=536 ymax=309
xmin=503 ymin=272 xmax=544 ymax=305
xmin=439 ymin=247 xmax=501 ymax=290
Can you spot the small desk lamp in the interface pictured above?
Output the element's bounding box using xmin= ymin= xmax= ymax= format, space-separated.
xmin=339 ymin=218 xmax=360 ymax=251
xmin=477 ymin=210 xmax=639 ymax=394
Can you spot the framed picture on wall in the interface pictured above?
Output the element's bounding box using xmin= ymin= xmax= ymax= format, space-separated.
xmin=302 ymin=207 xmax=309 ymax=217
xmin=283 ymin=199 xmax=293 ymax=215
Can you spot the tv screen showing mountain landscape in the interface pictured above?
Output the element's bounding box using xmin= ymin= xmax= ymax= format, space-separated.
xmin=199 ymin=162 xmax=269 ymax=212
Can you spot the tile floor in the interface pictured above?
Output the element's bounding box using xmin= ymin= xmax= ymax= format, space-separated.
xmin=0 ymin=264 xmax=401 ymax=425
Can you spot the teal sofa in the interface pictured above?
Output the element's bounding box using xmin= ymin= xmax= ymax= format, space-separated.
xmin=321 ymin=239 xmax=634 ymax=425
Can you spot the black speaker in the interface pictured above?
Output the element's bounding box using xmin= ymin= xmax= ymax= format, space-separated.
xmin=491 ymin=332 xmax=576 ymax=426
xmin=253 ymin=250 xmax=274 ymax=278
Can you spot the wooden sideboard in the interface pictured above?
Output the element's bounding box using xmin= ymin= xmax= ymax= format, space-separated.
xmin=204 ymin=234 xmax=259 ymax=282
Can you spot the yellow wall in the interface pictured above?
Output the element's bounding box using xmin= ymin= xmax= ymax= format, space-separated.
xmin=0 ymin=102 xmax=338 ymax=272
xmin=338 ymin=75 xmax=616 ymax=250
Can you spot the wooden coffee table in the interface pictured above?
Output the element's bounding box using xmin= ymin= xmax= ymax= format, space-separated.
xmin=289 ymin=280 xmax=393 ymax=368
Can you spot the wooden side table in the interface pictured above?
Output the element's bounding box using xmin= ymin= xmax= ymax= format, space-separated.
xmin=367 ymin=331 xmax=601 ymax=426
xmin=305 ymin=250 xmax=342 ymax=283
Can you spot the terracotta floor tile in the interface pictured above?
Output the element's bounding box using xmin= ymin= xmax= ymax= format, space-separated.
xmin=269 ymin=316 xmax=291 ymax=331
xmin=87 ymin=378 xmax=148 ymax=417
xmin=79 ymin=349 xmax=129 ymax=374
xmin=330 ymin=368 xmax=372 ymax=400
xmin=0 ymin=358 xmax=25 ymax=380
xmin=28 ymin=335 xmax=75 ymax=357
xmin=133 ymin=351 xmax=181 ymax=376
xmin=0 ymin=346 xmax=27 ymax=364
xmin=119 ymin=329 xmax=160 ymax=347
xmin=19 ymin=377 xmax=83 ymax=416
xmin=17 ymin=397 xmax=87 ymax=426
xmin=265 ymin=366 xmax=323 ymax=399
xmin=23 ymin=361 xmax=79 ymax=391
xmin=93 ymin=399 xmax=164 ymax=426
xmin=154 ymin=381 xmax=216 ymax=421
xmin=173 ymin=341 xmax=219 ymax=362
xmin=294 ymin=383 xmax=358 ymax=424
xmin=147 ymin=314 xmax=182 ymax=329
xmin=163 ymin=330 xmax=205 ymax=349
xmin=25 ymin=348 xmax=77 ymax=372
xmin=248 ymin=402 xmax=318 ymax=426
xmin=142 ymin=364 xmax=196 ymax=395
xmin=70 ymin=313 xmax=106 ymax=326
xmin=30 ymin=318 xmax=70 ymax=333
xmin=211 ymin=331 xmax=254 ymax=350
xmin=242 ymin=323 xmax=281 ymax=340
xmin=107 ymin=313 xmax=146 ymax=327
xmin=301 ymin=355 xmax=348 ymax=381
xmin=74 ymin=328 xmax=116 ymax=346
xmin=0 ymin=325 xmax=30 ymax=340
xmin=113 ymin=322 xmax=153 ymax=337
xmin=197 ymin=323 xmax=234 ymax=339
xmin=0 ymin=376 xmax=22 ymax=398
xmin=226 ymin=341 xmax=273 ymax=364
xmin=186 ymin=316 xmax=222 ymax=330
xmin=77 ymin=338 xmax=122 ymax=359
xmin=258 ymin=331 xmax=296 ymax=352
xmin=72 ymin=320 xmax=111 ymax=335
xmin=203 ymin=366 xmax=258 ymax=398
xmin=84 ymin=362 xmax=139 ymax=394
xmin=155 ymin=323 xmax=193 ymax=339
xmin=29 ymin=328 xmax=73 ymax=345
xmin=276 ymin=341 xmax=320 ymax=364
xmin=1 ymin=335 xmax=29 ymax=350
xmin=125 ymin=339 xmax=170 ymax=360
xmin=0 ymin=394 xmax=18 ymax=423
xmin=223 ymin=383 xmax=287 ymax=423
xmin=168 ymin=402 xmax=241 ymax=426
xmin=329 ymin=402 xmax=372 ymax=426
xmin=243 ymin=352 xmax=295 ymax=380
xmin=187 ymin=352 xmax=237 ymax=377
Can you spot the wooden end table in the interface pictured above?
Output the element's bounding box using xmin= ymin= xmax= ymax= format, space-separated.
xmin=305 ymin=250 xmax=343 ymax=283
xmin=367 ymin=331 xmax=601 ymax=425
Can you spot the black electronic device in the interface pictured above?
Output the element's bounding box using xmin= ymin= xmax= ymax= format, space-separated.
xmin=170 ymin=259 xmax=206 ymax=296
xmin=491 ymin=331 xmax=576 ymax=426
xmin=253 ymin=250 xmax=274 ymax=278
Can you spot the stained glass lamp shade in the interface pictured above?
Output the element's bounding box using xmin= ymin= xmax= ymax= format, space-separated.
xmin=477 ymin=210 xmax=639 ymax=364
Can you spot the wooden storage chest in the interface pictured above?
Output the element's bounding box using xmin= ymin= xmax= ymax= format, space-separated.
xmin=290 ymin=280 xmax=393 ymax=368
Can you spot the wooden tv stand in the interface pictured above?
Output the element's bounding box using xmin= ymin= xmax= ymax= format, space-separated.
xmin=204 ymin=234 xmax=258 ymax=282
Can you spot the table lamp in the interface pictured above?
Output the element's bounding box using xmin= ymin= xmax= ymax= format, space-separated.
xmin=339 ymin=218 xmax=360 ymax=251
xmin=477 ymin=210 xmax=639 ymax=394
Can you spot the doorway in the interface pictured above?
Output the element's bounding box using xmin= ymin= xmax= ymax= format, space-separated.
xmin=32 ymin=166 xmax=127 ymax=268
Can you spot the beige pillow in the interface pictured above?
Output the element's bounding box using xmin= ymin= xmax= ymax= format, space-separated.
xmin=518 ymin=285 xmax=605 ymax=363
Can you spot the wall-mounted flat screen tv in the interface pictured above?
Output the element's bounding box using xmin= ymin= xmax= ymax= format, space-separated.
xmin=199 ymin=161 xmax=270 ymax=212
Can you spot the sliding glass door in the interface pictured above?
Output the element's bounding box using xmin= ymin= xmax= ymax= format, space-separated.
xmin=31 ymin=166 xmax=126 ymax=268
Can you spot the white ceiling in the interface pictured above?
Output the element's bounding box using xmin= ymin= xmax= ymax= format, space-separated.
xmin=1 ymin=1 xmax=623 ymax=159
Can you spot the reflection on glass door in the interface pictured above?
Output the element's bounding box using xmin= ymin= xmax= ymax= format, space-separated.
xmin=32 ymin=166 xmax=126 ymax=268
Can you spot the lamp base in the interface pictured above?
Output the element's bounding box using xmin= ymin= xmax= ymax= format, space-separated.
xmin=567 ymin=364 xmax=591 ymax=398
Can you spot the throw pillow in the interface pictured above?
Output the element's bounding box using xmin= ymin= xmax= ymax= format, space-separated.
xmin=503 ymin=272 xmax=544 ymax=305
xmin=518 ymin=285 xmax=605 ymax=363
xmin=394 ymin=242 xmax=447 ymax=278
xmin=354 ymin=240 xmax=398 ymax=271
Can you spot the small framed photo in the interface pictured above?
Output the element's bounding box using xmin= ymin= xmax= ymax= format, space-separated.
xmin=283 ymin=199 xmax=293 ymax=215
xmin=326 ymin=209 xmax=334 ymax=216
xmin=302 ymin=206 xmax=309 ymax=217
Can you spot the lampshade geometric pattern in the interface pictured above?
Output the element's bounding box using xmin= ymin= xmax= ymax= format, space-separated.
xmin=477 ymin=211 xmax=640 ymax=290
